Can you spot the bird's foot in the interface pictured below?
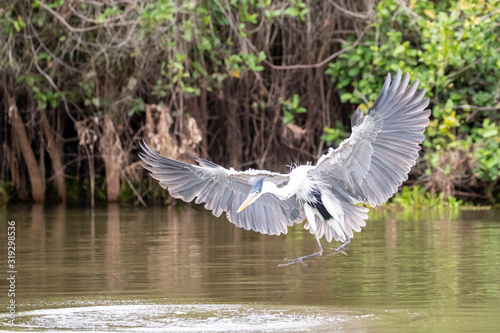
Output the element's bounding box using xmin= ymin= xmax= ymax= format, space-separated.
xmin=328 ymin=239 xmax=351 ymax=256
xmin=277 ymin=250 xmax=323 ymax=267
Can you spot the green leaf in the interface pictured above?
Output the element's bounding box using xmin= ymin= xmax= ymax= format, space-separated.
xmin=347 ymin=68 xmax=359 ymax=77
xmin=283 ymin=111 xmax=294 ymax=124
xmin=299 ymin=8 xmax=308 ymax=21
xmin=284 ymin=7 xmax=299 ymax=17
xmin=92 ymin=97 xmax=100 ymax=107
xmin=482 ymin=129 xmax=498 ymax=138
xmin=245 ymin=13 xmax=258 ymax=24
xmin=182 ymin=29 xmax=192 ymax=42
xmin=272 ymin=9 xmax=282 ymax=17
xmin=393 ymin=44 xmax=405 ymax=56
xmin=49 ymin=98 xmax=58 ymax=108
xmin=17 ymin=15 xmax=25 ymax=28
xmin=340 ymin=92 xmax=352 ymax=103
xmin=183 ymin=86 xmax=194 ymax=93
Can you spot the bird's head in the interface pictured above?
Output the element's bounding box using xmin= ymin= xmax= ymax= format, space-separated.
xmin=237 ymin=177 xmax=266 ymax=213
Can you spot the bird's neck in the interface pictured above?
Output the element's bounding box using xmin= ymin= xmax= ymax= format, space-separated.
xmin=262 ymin=182 xmax=294 ymax=200
xmin=263 ymin=178 xmax=308 ymax=201
xmin=263 ymin=165 xmax=314 ymax=200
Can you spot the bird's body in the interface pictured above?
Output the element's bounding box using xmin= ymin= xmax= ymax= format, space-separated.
xmin=139 ymin=69 xmax=431 ymax=266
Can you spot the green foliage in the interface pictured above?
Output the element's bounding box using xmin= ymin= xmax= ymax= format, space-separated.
xmin=0 ymin=181 xmax=13 ymax=205
xmin=284 ymin=0 xmax=309 ymax=20
xmin=321 ymin=121 xmax=347 ymax=147
xmin=120 ymin=182 xmax=137 ymax=204
xmin=472 ymin=119 xmax=500 ymax=182
xmin=0 ymin=5 xmax=19 ymax=38
xmin=392 ymin=186 xmax=463 ymax=209
xmin=225 ymin=51 xmax=267 ymax=79
xmin=326 ymin=0 xmax=500 ymax=201
xmin=127 ymin=98 xmax=146 ymax=117
xmin=32 ymin=87 xmax=62 ymax=110
xmin=1 ymin=0 xmax=498 ymax=205
xmin=281 ymin=94 xmax=306 ymax=124
xmin=140 ymin=1 xmax=177 ymax=31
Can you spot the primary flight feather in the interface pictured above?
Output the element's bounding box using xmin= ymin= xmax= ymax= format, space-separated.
xmin=139 ymin=69 xmax=431 ymax=266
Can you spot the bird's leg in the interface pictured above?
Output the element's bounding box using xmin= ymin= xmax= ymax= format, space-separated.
xmin=278 ymin=235 xmax=323 ymax=267
xmin=328 ymin=237 xmax=351 ymax=256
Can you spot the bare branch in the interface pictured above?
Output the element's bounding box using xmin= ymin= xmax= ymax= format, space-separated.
xmin=328 ymin=0 xmax=370 ymax=20
xmin=41 ymin=2 xmax=137 ymax=33
xmin=446 ymin=47 xmax=500 ymax=80
xmin=264 ymin=26 xmax=367 ymax=70
xmin=453 ymin=104 xmax=500 ymax=111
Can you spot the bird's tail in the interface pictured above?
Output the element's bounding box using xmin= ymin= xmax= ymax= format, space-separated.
xmin=304 ymin=202 xmax=368 ymax=242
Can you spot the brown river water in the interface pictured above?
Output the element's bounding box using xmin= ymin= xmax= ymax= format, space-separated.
xmin=0 ymin=204 xmax=499 ymax=332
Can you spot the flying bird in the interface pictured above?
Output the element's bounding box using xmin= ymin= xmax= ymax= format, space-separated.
xmin=139 ymin=69 xmax=430 ymax=266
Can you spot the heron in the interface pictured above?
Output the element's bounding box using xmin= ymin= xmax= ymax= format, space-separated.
xmin=139 ymin=69 xmax=430 ymax=266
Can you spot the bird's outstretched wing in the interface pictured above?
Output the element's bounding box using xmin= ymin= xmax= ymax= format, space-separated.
xmin=139 ymin=142 xmax=303 ymax=235
xmin=312 ymin=69 xmax=431 ymax=207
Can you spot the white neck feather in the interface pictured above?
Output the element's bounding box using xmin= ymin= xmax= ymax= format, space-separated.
xmin=262 ymin=182 xmax=291 ymax=199
xmin=262 ymin=165 xmax=313 ymax=200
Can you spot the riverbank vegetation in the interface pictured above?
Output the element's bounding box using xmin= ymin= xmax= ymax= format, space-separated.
xmin=1 ymin=0 xmax=498 ymax=207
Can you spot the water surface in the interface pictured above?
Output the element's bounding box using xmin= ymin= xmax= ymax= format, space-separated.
xmin=0 ymin=205 xmax=499 ymax=331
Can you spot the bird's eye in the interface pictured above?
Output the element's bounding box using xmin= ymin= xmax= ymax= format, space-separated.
xmin=255 ymin=191 xmax=259 ymax=194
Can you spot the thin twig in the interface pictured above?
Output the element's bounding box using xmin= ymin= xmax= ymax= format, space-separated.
xmin=445 ymin=47 xmax=500 ymax=80
xmin=213 ymin=0 xmax=368 ymax=71
xmin=354 ymin=88 xmax=369 ymax=105
xmin=120 ymin=169 xmax=148 ymax=208
xmin=264 ymin=27 xmax=368 ymax=70
xmin=453 ymin=104 xmax=500 ymax=111
xmin=28 ymin=28 xmax=77 ymax=123
xmin=477 ymin=8 xmax=500 ymax=23
xmin=41 ymin=3 xmax=137 ymax=33
xmin=327 ymin=0 xmax=369 ymax=19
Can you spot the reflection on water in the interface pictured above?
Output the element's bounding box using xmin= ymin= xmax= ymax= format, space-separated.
xmin=0 ymin=204 xmax=499 ymax=331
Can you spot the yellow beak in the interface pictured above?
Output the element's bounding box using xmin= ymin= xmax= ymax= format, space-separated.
xmin=237 ymin=193 xmax=258 ymax=213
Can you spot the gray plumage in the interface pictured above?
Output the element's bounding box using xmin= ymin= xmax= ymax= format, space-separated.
xmin=139 ymin=143 xmax=303 ymax=235
xmin=139 ymin=69 xmax=430 ymax=259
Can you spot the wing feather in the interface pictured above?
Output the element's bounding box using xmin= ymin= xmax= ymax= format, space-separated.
xmin=312 ymin=69 xmax=430 ymax=208
xmin=139 ymin=142 xmax=303 ymax=235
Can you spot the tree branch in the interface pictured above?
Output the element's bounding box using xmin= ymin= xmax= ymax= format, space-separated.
xmin=264 ymin=26 xmax=367 ymax=70
xmin=328 ymin=0 xmax=369 ymax=20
